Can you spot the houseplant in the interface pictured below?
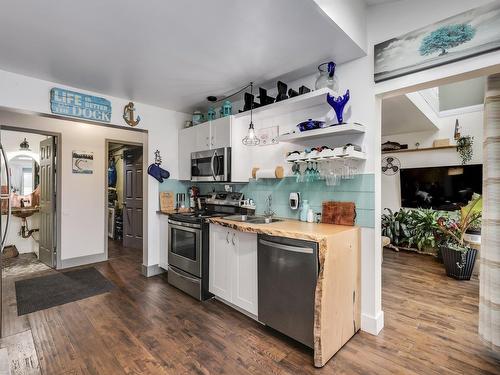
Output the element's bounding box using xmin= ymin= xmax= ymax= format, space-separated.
xmin=437 ymin=194 xmax=482 ymax=280
xmin=381 ymin=208 xmax=411 ymax=246
xmin=456 ymin=135 xmax=474 ymax=165
xmin=408 ymin=209 xmax=440 ymax=254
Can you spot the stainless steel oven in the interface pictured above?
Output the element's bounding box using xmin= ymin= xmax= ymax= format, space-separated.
xmin=168 ymin=220 xmax=202 ymax=277
xmin=191 ymin=147 xmax=231 ymax=182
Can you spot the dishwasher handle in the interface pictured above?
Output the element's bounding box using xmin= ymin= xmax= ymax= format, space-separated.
xmin=259 ymin=239 xmax=314 ymax=254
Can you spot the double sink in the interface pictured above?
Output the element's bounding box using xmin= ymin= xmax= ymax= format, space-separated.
xmin=223 ymin=215 xmax=283 ymax=224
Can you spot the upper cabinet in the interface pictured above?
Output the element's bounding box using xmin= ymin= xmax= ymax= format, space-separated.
xmin=210 ymin=117 xmax=232 ymax=149
xmin=195 ymin=122 xmax=212 ymax=150
xmin=178 ymin=116 xmax=233 ymax=181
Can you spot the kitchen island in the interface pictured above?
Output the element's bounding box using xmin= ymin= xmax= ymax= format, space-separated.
xmin=209 ymin=217 xmax=360 ymax=367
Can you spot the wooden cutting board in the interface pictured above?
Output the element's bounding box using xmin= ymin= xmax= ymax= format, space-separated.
xmin=322 ymin=201 xmax=356 ymax=226
xmin=159 ymin=191 xmax=174 ymax=212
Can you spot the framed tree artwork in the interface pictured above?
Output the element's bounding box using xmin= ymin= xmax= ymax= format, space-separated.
xmin=374 ymin=2 xmax=500 ymax=83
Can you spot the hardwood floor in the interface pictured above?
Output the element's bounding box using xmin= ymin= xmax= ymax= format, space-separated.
xmin=1 ymin=247 xmax=499 ymax=374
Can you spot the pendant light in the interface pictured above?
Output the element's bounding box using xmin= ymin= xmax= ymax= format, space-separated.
xmin=242 ymin=82 xmax=260 ymax=146
xmin=19 ymin=138 xmax=30 ymax=151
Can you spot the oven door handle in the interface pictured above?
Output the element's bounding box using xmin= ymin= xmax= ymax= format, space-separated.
xmin=168 ymin=223 xmax=201 ymax=232
xmin=211 ymin=150 xmax=217 ymax=181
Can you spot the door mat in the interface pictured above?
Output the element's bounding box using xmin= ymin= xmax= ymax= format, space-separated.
xmin=15 ymin=267 xmax=114 ymax=315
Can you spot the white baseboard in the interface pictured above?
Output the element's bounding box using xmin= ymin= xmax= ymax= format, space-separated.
xmin=361 ymin=310 xmax=384 ymax=335
xmin=142 ymin=263 xmax=166 ymax=277
xmin=59 ymin=253 xmax=107 ymax=269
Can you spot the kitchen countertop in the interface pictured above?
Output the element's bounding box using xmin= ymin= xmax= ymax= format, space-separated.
xmin=209 ymin=217 xmax=361 ymax=368
xmin=208 ymin=217 xmax=356 ymax=241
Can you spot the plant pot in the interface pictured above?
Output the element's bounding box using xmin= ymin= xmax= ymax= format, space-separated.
xmin=440 ymin=245 xmax=477 ymax=280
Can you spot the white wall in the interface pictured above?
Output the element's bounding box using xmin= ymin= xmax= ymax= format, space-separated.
xmin=0 ymin=69 xmax=189 ymax=268
xmin=382 ymin=108 xmax=484 ymax=212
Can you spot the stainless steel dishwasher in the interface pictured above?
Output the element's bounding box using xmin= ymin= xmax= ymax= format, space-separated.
xmin=257 ymin=234 xmax=319 ymax=348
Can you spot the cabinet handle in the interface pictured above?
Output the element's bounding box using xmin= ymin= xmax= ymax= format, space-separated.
xmin=231 ymin=233 xmax=236 ymax=246
xmin=226 ymin=232 xmax=230 ymax=243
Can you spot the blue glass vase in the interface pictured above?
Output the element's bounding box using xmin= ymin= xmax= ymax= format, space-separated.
xmin=326 ymin=90 xmax=350 ymax=124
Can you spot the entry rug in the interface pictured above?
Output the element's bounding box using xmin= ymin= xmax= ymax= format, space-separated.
xmin=15 ymin=267 xmax=114 ymax=315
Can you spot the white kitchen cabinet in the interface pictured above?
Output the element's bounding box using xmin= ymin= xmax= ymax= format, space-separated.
xmin=158 ymin=214 xmax=169 ymax=270
xmin=232 ymin=230 xmax=258 ymax=315
xmin=210 ymin=116 xmax=232 ymax=149
xmin=209 ymin=224 xmax=233 ymax=301
xmin=178 ymin=126 xmax=196 ymax=181
xmin=195 ymin=122 xmax=212 ymax=151
xmin=209 ymin=224 xmax=258 ymax=316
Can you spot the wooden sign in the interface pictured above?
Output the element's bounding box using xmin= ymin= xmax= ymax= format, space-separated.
xmin=50 ymin=88 xmax=112 ymax=122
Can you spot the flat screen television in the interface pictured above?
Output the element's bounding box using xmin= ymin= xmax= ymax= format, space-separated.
xmin=399 ymin=164 xmax=482 ymax=211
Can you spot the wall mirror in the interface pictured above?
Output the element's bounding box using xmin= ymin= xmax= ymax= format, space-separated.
xmin=9 ymin=155 xmax=40 ymax=196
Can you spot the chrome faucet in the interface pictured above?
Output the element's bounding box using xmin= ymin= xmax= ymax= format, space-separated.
xmin=263 ymin=194 xmax=275 ymax=218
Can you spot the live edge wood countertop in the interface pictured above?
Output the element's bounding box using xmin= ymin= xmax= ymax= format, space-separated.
xmin=208 ymin=217 xmax=361 ymax=368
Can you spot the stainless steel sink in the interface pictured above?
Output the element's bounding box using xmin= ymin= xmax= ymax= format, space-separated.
xmin=223 ymin=215 xmax=283 ymax=224
xmin=223 ymin=214 xmax=257 ymax=222
xmin=247 ymin=217 xmax=283 ymax=224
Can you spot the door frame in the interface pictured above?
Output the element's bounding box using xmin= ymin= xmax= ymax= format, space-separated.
xmin=104 ymin=139 xmax=146 ymax=260
xmin=0 ymin=125 xmax=62 ymax=269
xmin=375 ymin=62 xmax=500 ymax=334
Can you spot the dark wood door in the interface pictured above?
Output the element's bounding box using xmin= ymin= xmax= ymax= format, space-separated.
xmin=39 ymin=137 xmax=56 ymax=267
xmin=123 ymin=148 xmax=143 ymax=249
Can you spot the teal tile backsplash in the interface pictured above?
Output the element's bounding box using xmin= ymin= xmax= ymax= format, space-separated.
xmin=159 ymin=175 xmax=375 ymax=228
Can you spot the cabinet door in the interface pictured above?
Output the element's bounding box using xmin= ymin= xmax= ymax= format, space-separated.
xmin=210 ymin=116 xmax=232 ymax=149
xmin=232 ymin=231 xmax=258 ymax=315
xmin=195 ymin=122 xmax=211 ymax=151
xmin=209 ymin=224 xmax=233 ymax=301
xmin=178 ymin=127 xmax=196 ymax=180
xmin=158 ymin=215 xmax=169 ymax=270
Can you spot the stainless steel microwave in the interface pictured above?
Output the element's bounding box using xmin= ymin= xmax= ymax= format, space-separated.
xmin=191 ymin=147 xmax=231 ymax=182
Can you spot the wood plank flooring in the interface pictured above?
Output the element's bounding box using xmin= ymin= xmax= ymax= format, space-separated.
xmin=2 ymin=245 xmax=499 ymax=374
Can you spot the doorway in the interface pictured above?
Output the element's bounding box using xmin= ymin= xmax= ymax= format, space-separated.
xmin=1 ymin=129 xmax=58 ymax=273
xmin=106 ymin=141 xmax=143 ymax=262
xmin=0 ymin=127 xmax=59 ymax=338
xmin=377 ymin=70 xmax=499 ymax=368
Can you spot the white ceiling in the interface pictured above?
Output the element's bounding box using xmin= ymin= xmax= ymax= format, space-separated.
xmin=382 ymin=95 xmax=438 ymax=136
xmin=0 ymin=0 xmax=365 ymax=113
xmin=439 ymin=77 xmax=486 ymax=111
xmin=363 ymin=0 xmax=399 ymax=6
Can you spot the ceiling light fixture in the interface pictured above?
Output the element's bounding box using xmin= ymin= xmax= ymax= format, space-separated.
xmin=242 ymin=82 xmax=260 ymax=146
xmin=19 ymin=138 xmax=30 ymax=151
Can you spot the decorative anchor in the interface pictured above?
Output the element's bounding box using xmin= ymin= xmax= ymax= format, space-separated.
xmin=147 ymin=150 xmax=170 ymax=183
xmin=327 ymin=90 xmax=350 ymax=124
xmin=123 ymin=101 xmax=141 ymax=127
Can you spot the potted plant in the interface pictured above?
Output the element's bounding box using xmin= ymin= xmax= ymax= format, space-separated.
xmin=381 ymin=208 xmax=411 ymax=247
xmin=408 ymin=209 xmax=441 ymax=254
xmin=437 ymin=195 xmax=482 ymax=280
xmin=456 ymin=135 xmax=474 ymax=165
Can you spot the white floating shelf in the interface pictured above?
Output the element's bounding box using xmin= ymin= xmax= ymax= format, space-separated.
xmin=278 ymin=122 xmax=365 ymax=142
xmin=234 ymin=87 xmax=335 ymax=120
xmin=286 ymin=147 xmax=366 ymax=163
